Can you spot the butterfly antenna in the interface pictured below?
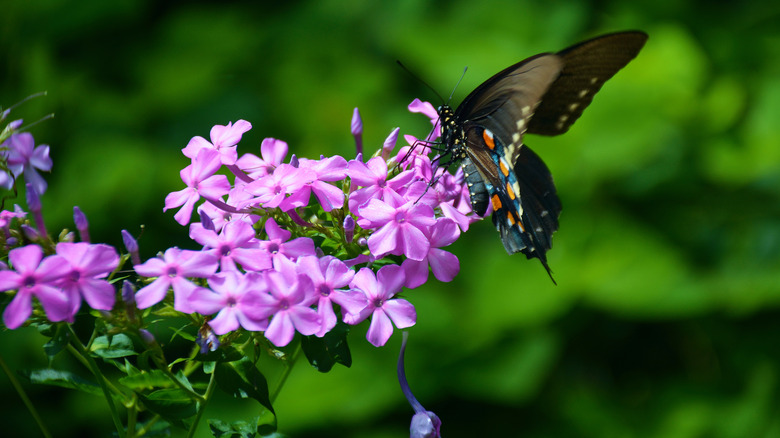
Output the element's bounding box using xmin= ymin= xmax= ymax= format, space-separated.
xmin=396 ymin=60 xmax=446 ymax=105
xmin=446 ymin=66 xmax=468 ymax=105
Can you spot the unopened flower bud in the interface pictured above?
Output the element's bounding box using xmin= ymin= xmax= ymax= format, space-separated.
xmin=73 ymin=206 xmax=90 ymax=242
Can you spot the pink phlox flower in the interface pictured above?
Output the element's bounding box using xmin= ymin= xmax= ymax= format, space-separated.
xmin=245 ymin=163 xmax=314 ymax=210
xmin=401 ymin=218 xmax=461 ymax=289
xmin=182 ymin=120 xmax=251 ymax=166
xmin=254 ymin=256 xmax=321 ymax=347
xmin=296 ymin=255 xmax=366 ymax=337
xmin=257 ymin=217 xmax=316 ymax=261
xmin=347 ymin=156 xmax=415 ymax=212
xmin=408 ymin=99 xmax=442 ymax=141
xmin=283 ymin=155 xmax=347 ymax=212
xmin=357 ymin=190 xmax=437 ymax=261
xmin=395 ymin=180 xmax=440 ymax=209
xmin=3 ymin=133 xmax=52 ymax=195
xmin=198 ymin=185 xmax=260 ymax=232
xmin=55 ymin=242 xmax=120 ymax=315
xmin=347 ymin=264 xmax=415 ymax=347
xmin=396 ymin=135 xmax=435 ymax=178
xmin=164 ymin=149 xmax=231 ymax=226
xmin=189 ymin=220 xmax=271 ymax=272
xmin=133 ymin=247 xmax=219 ymax=313
xmin=189 ymin=271 xmax=269 ymax=334
xmin=0 ymin=245 xmax=72 ymax=329
xmin=235 ymin=137 xmax=289 ymax=178
xmin=0 ymin=206 xmax=26 ymax=228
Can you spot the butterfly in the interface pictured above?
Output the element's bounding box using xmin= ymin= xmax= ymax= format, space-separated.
xmin=437 ymin=31 xmax=648 ymax=283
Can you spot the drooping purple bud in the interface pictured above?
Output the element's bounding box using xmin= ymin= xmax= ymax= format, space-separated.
xmin=121 ymin=229 xmax=141 ymax=266
xmin=398 ymin=332 xmax=441 ymax=438
xmin=351 ymin=107 xmax=363 ymax=157
xmin=343 ymin=216 xmax=355 ymax=244
xmin=73 ymin=206 xmax=90 ymax=242
xmin=196 ymin=323 xmax=220 ymax=354
xmin=382 ymin=127 xmax=400 ymax=160
xmin=25 ymin=183 xmax=47 ymax=239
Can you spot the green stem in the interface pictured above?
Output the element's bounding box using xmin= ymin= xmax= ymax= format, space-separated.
xmin=126 ymin=394 xmax=138 ymax=438
xmin=66 ymin=325 xmax=127 ymax=438
xmin=270 ymin=343 xmax=301 ymax=404
xmin=186 ymin=368 xmax=218 ymax=438
xmin=0 ymin=354 xmax=53 ymax=438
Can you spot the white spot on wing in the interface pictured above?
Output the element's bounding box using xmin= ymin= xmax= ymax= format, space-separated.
xmin=590 ymin=77 xmax=599 ymax=84
xmin=568 ymin=103 xmax=579 ymax=112
xmin=578 ymin=89 xmax=589 ymax=98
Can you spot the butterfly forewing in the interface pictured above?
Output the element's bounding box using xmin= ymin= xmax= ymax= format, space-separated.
xmin=456 ymin=54 xmax=563 ymax=165
xmin=527 ymin=31 xmax=648 ymax=136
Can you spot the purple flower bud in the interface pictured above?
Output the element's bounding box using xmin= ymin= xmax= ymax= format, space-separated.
xmin=357 ymin=236 xmax=367 ymax=247
xmin=6 ymin=236 xmax=18 ymax=247
xmin=382 ymin=127 xmax=400 ymax=160
xmin=73 ymin=206 xmax=90 ymax=242
xmin=9 ymin=119 xmax=23 ymax=130
xmin=139 ymin=329 xmax=156 ymax=346
xmin=121 ymin=281 xmax=137 ymax=321
xmin=25 ymin=183 xmax=47 ymax=239
xmin=290 ymin=154 xmax=299 ymax=168
xmin=343 ymin=216 xmax=355 ymax=244
xmin=20 ymin=224 xmax=39 ymax=241
xmin=121 ymin=229 xmax=141 ymax=266
xmin=351 ymin=107 xmax=363 ymax=156
xmin=60 ymin=231 xmax=75 ymax=242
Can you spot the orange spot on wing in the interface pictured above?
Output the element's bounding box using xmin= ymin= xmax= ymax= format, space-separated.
xmin=505 ymin=182 xmax=516 ymax=200
xmin=490 ymin=194 xmax=502 ymax=211
xmin=482 ymin=130 xmax=495 ymax=150
xmin=499 ymin=160 xmax=510 ymax=177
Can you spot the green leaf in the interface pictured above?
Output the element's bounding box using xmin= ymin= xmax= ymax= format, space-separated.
xmin=91 ymin=334 xmax=137 ymax=358
xmin=215 ymin=358 xmax=276 ymax=432
xmin=118 ymin=369 xmax=175 ymax=389
xmin=300 ymin=321 xmax=351 ymax=372
xmin=21 ymin=368 xmax=102 ymax=396
xmin=208 ymin=418 xmax=258 ymax=438
xmin=199 ymin=344 xmax=244 ymax=363
xmin=42 ymin=324 xmax=70 ymax=359
xmin=138 ymin=388 xmax=198 ymax=420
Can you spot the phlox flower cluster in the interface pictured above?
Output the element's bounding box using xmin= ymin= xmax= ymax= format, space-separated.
xmin=0 ymin=99 xmax=478 ymax=349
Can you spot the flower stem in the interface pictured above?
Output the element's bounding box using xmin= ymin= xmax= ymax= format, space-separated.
xmin=0 ymin=354 xmax=53 ymax=438
xmin=66 ymin=325 xmax=126 ymax=438
xmin=185 ymin=367 xmax=218 ymax=438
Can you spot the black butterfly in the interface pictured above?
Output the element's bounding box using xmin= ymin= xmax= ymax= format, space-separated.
xmin=438 ymin=31 xmax=648 ymax=283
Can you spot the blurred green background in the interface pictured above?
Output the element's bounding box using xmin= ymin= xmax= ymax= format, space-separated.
xmin=2 ymin=0 xmax=780 ymax=437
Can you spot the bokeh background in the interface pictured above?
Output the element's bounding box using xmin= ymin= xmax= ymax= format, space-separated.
xmin=2 ymin=0 xmax=780 ymax=437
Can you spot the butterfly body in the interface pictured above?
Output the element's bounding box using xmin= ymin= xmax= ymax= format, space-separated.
xmin=438 ymin=31 xmax=648 ymax=282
